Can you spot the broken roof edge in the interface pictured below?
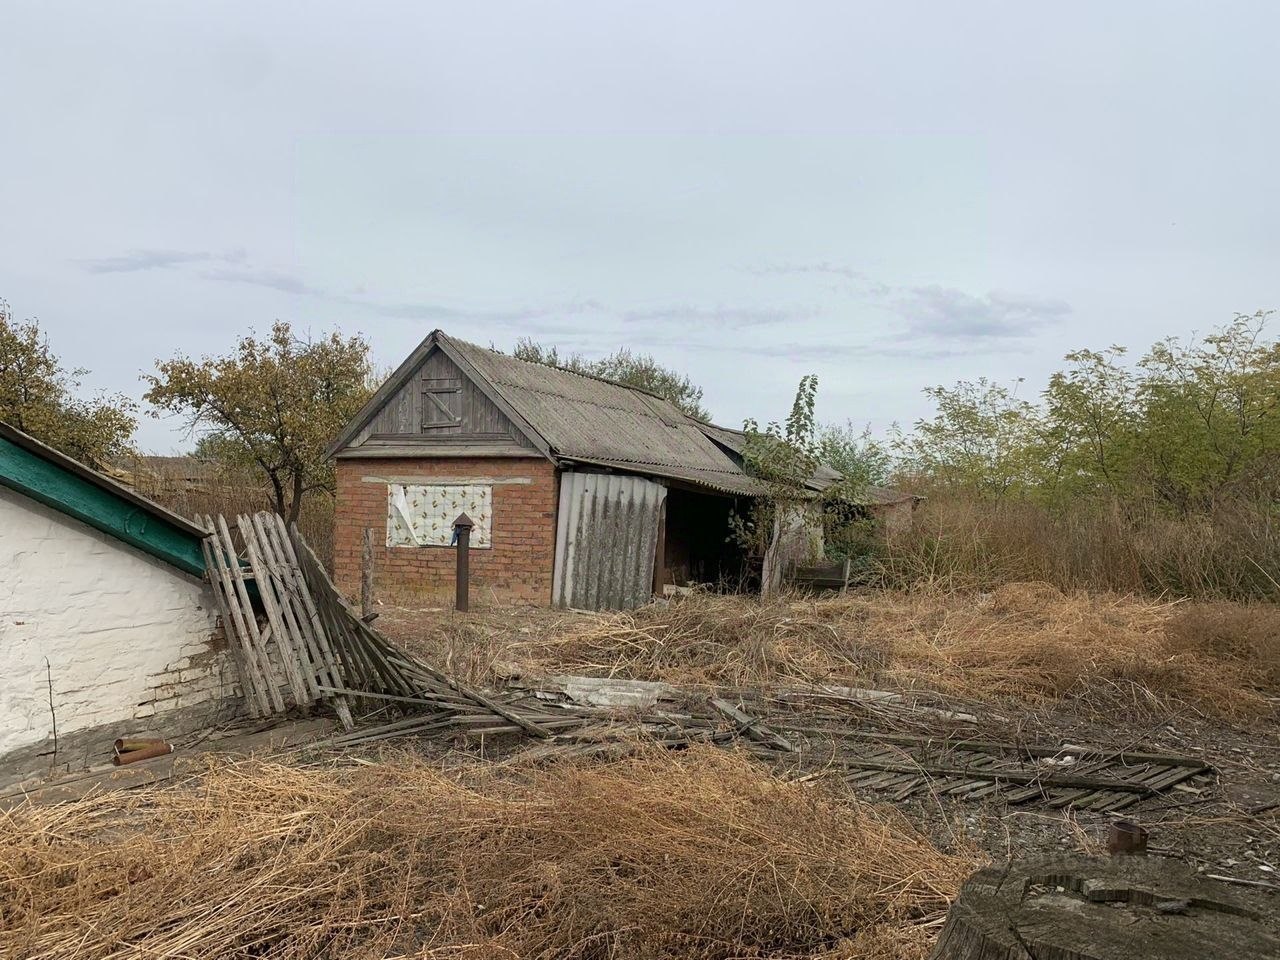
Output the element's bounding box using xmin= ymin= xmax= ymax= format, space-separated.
xmin=692 ymin=421 xmax=919 ymax=506
xmin=559 ymin=456 xmax=766 ymax=497
xmin=0 ymin=421 xmax=208 ymax=576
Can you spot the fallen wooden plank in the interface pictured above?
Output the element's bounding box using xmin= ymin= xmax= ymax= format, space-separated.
xmin=529 ymin=675 xmax=683 ymax=709
xmin=0 ymin=756 xmax=176 ymax=810
xmin=0 ymin=718 xmax=336 ymax=809
xmin=709 ymin=697 xmax=794 ymax=752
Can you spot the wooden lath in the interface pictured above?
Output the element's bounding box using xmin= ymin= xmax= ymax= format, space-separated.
xmin=200 ymin=512 xmax=350 ymax=726
xmin=198 ymin=512 xmax=561 ymax=738
xmin=287 ymin=523 xmax=558 ymax=738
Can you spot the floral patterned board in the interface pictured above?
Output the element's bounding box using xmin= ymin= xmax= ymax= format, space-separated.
xmin=386 ymin=484 xmax=493 ymax=549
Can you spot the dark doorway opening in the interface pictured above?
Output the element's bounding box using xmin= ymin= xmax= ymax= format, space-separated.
xmin=657 ymin=486 xmax=749 ymax=591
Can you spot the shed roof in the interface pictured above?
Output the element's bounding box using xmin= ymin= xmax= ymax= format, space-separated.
xmin=694 ymin=422 xmax=843 ymax=493
xmin=0 ymin=422 xmax=207 ymax=575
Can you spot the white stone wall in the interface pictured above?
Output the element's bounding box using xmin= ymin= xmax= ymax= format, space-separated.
xmin=0 ymin=486 xmax=237 ymax=762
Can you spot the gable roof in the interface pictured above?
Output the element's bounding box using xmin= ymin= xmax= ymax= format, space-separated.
xmin=329 ymin=331 xmax=915 ymax=505
xmin=0 ymin=422 xmax=207 ymax=576
xmin=441 ymin=334 xmax=765 ymax=495
xmin=329 ymin=331 xmax=764 ymax=495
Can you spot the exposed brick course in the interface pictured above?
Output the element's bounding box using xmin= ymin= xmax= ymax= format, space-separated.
xmin=334 ymin=457 xmax=559 ymax=605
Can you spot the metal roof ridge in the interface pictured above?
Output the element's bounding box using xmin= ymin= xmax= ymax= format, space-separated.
xmin=0 ymin=422 xmax=207 ymax=538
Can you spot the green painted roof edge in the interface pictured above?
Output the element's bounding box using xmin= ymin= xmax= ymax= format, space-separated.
xmin=0 ymin=424 xmax=206 ymax=577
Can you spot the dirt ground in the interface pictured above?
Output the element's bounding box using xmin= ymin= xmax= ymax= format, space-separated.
xmin=375 ymin=588 xmax=1280 ymax=888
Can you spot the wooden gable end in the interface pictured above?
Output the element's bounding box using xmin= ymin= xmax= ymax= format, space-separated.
xmin=346 ymin=347 xmax=538 ymax=454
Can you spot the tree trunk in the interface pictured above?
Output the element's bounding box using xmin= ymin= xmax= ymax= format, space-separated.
xmin=930 ymin=854 xmax=1279 ymax=960
xmin=287 ymin=471 xmax=304 ymax=525
xmin=267 ymin=470 xmax=287 ymax=518
xmin=760 ymin=511 xmax=784 ymax=598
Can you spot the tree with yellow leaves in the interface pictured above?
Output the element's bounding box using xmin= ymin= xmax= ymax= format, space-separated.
xmin=144 ymin=322 xmax=373 ymax=522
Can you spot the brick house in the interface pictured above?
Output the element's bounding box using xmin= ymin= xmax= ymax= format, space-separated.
xmin=328 ymin=331 xmax=915 ymax=609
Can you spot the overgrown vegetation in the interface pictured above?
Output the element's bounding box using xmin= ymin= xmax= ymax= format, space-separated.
xmin=734 ymin=377 xmax=886 ymax=583
xmin=875 ymin=494 xmax=1280 ymax=601
xmin=895 ymin=312 xmax=1280 ymax=510
xmin=842 ymin=312 xmax=1280 ymax=601
xmin=529 ymin=588 xmax=1276 ymax=717
xmin=144 ymin=322 xmax=374 ymax=522
xmin=0 ymin=300 xmax=136 ymax=468
xmin=0 ymin=747 xmax=973 ymax=959
xmin=513 ymin=337 xmax=711 ymax=420
xmin=735 ymin=374 xmax=826 ymax=594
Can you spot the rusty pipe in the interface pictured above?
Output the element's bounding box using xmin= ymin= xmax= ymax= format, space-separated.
xmin=114 ymin=737 xmax=166 ymax=754
xmin=112 ymin=742 xmax=173 ymax=765
xmin=1107 ymin=819 xmax=1148 ymax=856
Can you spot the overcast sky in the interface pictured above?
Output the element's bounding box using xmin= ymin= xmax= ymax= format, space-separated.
xmin=2 ymin=2 xmax=1277 ymax=452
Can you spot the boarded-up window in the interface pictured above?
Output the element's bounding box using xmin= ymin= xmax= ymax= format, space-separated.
xmin=421 ymin=378 xmax=462 ymax=432
xmin=386 ymin=484 xmax=493 ymax=548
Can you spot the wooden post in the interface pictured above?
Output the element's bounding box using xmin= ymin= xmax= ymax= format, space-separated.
xmin=452 ymin=513 xmax=474 ymax=613
xmin=652 ymin=496 xmax=667 ymax=597
xmin=361 ymin=528 xmax=375 ymax=620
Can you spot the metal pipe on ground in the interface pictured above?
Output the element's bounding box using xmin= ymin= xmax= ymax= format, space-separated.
xmin=113 ymin=737 xmax=167 ymax=754
xmin=112 ymin=742 xmax=173 ymax=765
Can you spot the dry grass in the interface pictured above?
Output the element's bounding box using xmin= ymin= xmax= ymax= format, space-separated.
xmin=1164 ymin=600 xmax=1280 ymax=689
xmin=486 ymin=586 xmax=1277 ymax=717
xmin=877 ymin=492 xmax=1280 ymax=602
xmin=134 ymin=469 xmax=336 ymax=570
xmin=0 ymin=747 xmax=973 ymax=960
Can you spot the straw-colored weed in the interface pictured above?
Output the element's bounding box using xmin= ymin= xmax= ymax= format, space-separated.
xmin=535 ymin=585 xmax=1274 ymax=715
xmin=0 ymin=747 xmax=975 ymax=959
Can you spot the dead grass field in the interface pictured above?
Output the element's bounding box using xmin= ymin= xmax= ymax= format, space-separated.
xmin=4 ymin=585 xmax=1275 ymax=959
xmin=380 ymin=583 xmax=1280 ymax=719
xmin=0 ymin=746 xmax=977 ymax=960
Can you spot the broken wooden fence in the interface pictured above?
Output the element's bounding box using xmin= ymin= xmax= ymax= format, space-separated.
xmin=200 ymin=512 xmax=565 ymax=737
xmin=200 ymin=515 xmax=1213 ymax=813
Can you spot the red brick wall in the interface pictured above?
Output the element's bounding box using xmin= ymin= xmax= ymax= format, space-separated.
xmin=334 ymin=457 xmax=559 ymax=605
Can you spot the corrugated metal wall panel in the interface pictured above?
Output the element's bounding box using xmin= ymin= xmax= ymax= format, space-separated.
xmin=553 ymin=472 xmax=666 ymax=610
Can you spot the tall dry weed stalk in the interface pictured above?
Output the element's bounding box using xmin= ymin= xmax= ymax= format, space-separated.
xmin=876 ymin=493 xmax=1280 ymax=602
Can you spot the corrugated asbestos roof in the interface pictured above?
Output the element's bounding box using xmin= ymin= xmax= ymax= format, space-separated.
xmin=442 ymin=334 xmax=755 ymax=494
xmin=334 ymin=330 xmax=916 ymax=504
xmin=565 ymin=457 xmax=766 ymax=497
